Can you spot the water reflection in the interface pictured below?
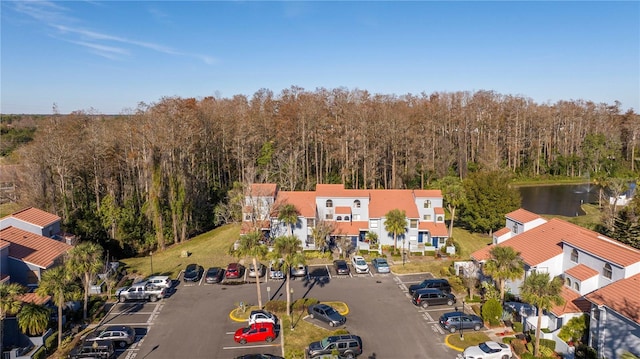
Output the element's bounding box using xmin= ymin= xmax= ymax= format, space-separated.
xmin=519 ymin=184 xmax=599 ymax=217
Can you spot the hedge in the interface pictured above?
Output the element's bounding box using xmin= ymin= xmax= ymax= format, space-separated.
xmin=44 ymin=331 xmax=58 ymax=352
xmin=32 ymin=346 xmax=47 ymax=359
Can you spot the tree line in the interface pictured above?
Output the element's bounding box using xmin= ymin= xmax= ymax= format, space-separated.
xmin=3 ymin=87 xmax=639 ymax=256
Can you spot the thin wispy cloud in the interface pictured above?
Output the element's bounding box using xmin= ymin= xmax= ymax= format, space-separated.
xmin=10 ymin=1 xmax=216 ymax=64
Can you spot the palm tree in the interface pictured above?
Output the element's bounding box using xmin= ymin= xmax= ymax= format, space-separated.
xmin=234 ymin=231 xmax=269 ymax=308
xmin=384 ymin=209 xmax=407 ymax=250
xmin=365 ymin=231 xmax=378 ymax=247
xmin=271 ymin=235 xmax=305 ymax=317
xmin=36 ymin=266 xmax=81 ymax=347
xmin=1 ymin=282 xmax=26 ymax=351
xmin=520 ymin=271 xmax=564 ymax=357
xmin=17 ymin=303 xmax=51 ymax=336
xmin=483 ymin=246 xmax=525 ymax=303
xmin=278 ymin=204 xmax=300 ymax=236
xmin=66 ymin=242 xmax=104 ymax=321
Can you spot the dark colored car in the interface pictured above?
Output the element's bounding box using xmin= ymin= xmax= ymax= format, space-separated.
xmin=411 ymin=288 xmax=456 ymax=308
xmin=439 ymin=311 xmax=484 ymax=333
xmin=307 ymin=303 xmax=346 ymax=327
xmin=183 ymin=263 xmax=203 ymax=282
xmin=234 ymin=355 xmax=284 ymax=359
xmin=234 ymin=322 xmax=277 ymax=344
xmin=333 ymin=260 xmax=350 ymax=275
xmin=68 ymin=339 xmax=115 ymax=359
xmin=306 ymin=334 xmax=363 ymax=358
xmin=226 ymin=263 xmax=245 ymax=279
xmin=408 ymin=278 xmax=451 ymax=294
xmin=85 ymin=325 xmax=135 ymax=348
xmin=205 ymin=267 xmax=224 ymax=284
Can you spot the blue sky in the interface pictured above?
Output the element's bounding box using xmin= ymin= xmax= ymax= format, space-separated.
xmin=1 ymin=1 xmax=638 ymax=115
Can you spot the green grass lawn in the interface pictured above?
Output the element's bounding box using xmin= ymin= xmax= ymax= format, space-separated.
xmin=446 ymin=332 xmax=492 ymax=350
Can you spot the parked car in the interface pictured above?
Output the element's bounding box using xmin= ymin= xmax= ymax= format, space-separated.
xmin=269 ymin=259 xmax=284 ymax=280
xmin=85 ymin=325 xmax=135 ymax=348
xmin=438 ymin=311 xmax=484 ymax=333
xmin=183 ymin=263 xmax=203 ymax=282
xmin=307 ymin=303 xmax=346 ymax=327
xmin=68 ymin=339 xmax=115 ymax=359
xmin=463 ymin=341 xmax=513 ymax=359
xmin=333 ymin=260 xmax=350 ymax=275
xmin=411 ymin=288 xmax=456 ymax=308
xmin=248 ymin=309 xmax=278 ymax=325
xmin=408 ymin=278 xmax=451 ymax=294
xmin=351 ymin=256 xmax=369 ymax=273
xmin=116 ymin=281 xmax=165 ymax=302
xmin=234 ymin=355 xmax=284 ymax=359
xmin=226 ymin=263 xmax=245 ymax=279
xmin=371 ymin=258 xmax=390 ymax=273
xmin=205 ymin=267 xmax=224 ymax=284
xmin=248 ymin=262 xmax=266 ymax=278
xmin=234 ymin=322 xmax=277 ymax=344
xmin=145 ymin=275 xmax=172 ymax=289
xmin=306 ymin=334 xmax=363 ymax=358
xmin=290 ymin=263 xmax=307 ymax=277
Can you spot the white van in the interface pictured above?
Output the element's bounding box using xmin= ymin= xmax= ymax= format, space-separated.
xmin=146 ymin=275 xmax=172 ymax=289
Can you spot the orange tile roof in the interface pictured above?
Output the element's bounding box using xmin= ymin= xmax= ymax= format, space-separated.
xmin=240 ymin=220 xmax=271 ymax=234
xmin=550 ymin=286 xmax=592 ymax=316
xmin=561 ymin=230 xmax=640 ymax=267
xmin=494 ymin=227 xmax=511 ymax=237
xmin=413 ymin=189 xmax=442 ymax=197
xmin=506 ymin=208 xmax=543 ymax=224
xmin=565 ymin=264 xmax=599 ymax=281
xmin=4 ymin=207 xmax=60 ymax=228
xmin=332 ymin=221 xmax=369 ymax=236
xmin=0 ymin=227 xmax=72 ymax=268
xmin=369 ymin=190 xmax=419 ymax=218
xmin=418 ymin=222 xmax=449 ymax=237
xmin=335 ymin=206 xmax=351 ymax=215
xmin=250 ymin=183 xmax=278 ymax=197
xmin=586 ymin=273 xmax=640 ymax=324
xmin=273 ymin=191 xmax=317 ymax=218
xmin=0 ymin=239 xmax=9 ymax=250
xmin=19 ymin=293 xmax=52 ymax=306
xmin=315 ymin=184 xmax=367 ymax=198
xmin=434 ymin=207 xmax=444 ymax=215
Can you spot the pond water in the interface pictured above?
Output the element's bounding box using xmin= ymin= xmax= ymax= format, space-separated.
xmin=518 ymin=183 xmax=599 ymax=217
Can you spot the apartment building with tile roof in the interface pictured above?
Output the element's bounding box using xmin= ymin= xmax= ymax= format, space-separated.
xmin=242 ymin=183 xmax=449 ymax=252
xmin=0 ymin=207 xmax=61 ymax=238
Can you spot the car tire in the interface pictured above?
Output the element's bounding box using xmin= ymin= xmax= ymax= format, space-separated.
xmin=266 ymin=336 xmax=274 ymax=343
xmin=502 ymin=355 xmax=510 ymax=359
xmin=118 ymin=341 xmax=126 ymax=348
xmin=344 ymin=352 xmax=355 ymax=359
xmin=118 ymin=296 xmax=126 ymax=303
xmin=474 ymin=324 xmax=482 ymax=331
xmin=449 ymin=326 xmax=457 ymax=333
xmin=447 ymin=300 xmax=454 ymax=306
xmin=329 ymin=322 xmax=335 ymax=327
xmin=422 ymin=302 xmax=429 ymax=308
xmin=239 ymin=339 xmax=247 ymax=344
xmin=149 ymin=295 xmax=158 ymax=302
xmin=309 ymin=313 xmax=314 ymax=319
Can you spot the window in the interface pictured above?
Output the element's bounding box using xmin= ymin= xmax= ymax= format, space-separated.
xmin=344 ymin=216 xmax=350 ymax=221
xmin=565 ymin=277 xmax=571 ymax=286
xmin=353 ymin=214 xmax=360 ymax=220
xmin=512 ymin=224 xmax=519 ymax=234
xmin=571 ymin=249 xmax=578 ymax=263
xmin=423 ymin=214 xmax=431 ymax=221
xmin=308 ymin=219 xmax=316 ymax=228
xmin=336 ymin=216 xmax=343 ymax=221
xmin=326 ymin=199 xmax=333 ymax=208
xmin=439 ymin=238 xmax=446 ymax=245
xmin=370 ymin=220 xmax=378 ymax=228
xmin=573 ymin=282 xmax=580 ymax=291
xmin=410 ymin=219 xmax=418 ymax=228
xmin=603 ymin=263 xmax=612 ymax=279
xmin=424 ymin=200 xmax=431 ymax=208
xmin=325 ymin=213 xmax=333 ymax=220
xmin=353 ymin=200 xmax=361 ymax=208
xmin=437 ymin=216 xmax=444 ymax=222
xmin=244 ymin=214 xmax=252 ymax=221
xmin=26 ymin=270 xmax=39 ymax=285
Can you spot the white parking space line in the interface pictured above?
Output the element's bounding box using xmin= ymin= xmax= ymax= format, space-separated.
xmin=104 ymin=322 xmax=153 ymax=326
xmin=432 ymin=324 xmax=445 ymax=335
xmin=111 ymin=311 xmax=157 ymax=315
xmin=421 ymin=312 xmax=434 ymax=322
xmin=325 ymin=264 xmax=332 ymax=279
xmin=222 ymin=344 xmax=281 ymax=350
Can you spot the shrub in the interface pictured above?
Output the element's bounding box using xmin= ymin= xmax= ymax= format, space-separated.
xmin=304 ymin=250 xmax=332 ymax=260
xmin=264 ymin=300 xmax=287 ymax=313
xmin=540 ymin=338 xmax=556 ymax=350
xmin=410 ymin=252 xmax=423 ymax=256
xmin=358 ymin=249 xmax=369 ymax=255
xmin=575 ymin=344 xmax=598 ymax=359
xmin=502 ymin=337 xmax=515 ymax=344
xmin=425 ymin=251 xmax=436 ymax=257
xmin=539 ymin=346 xmax=555 ymax=357
xmin=521 ymin=352 xmax=536 ymax=359
xmin=513 ymin=322 xmax=523 ymax=333
xmin=45 ymin=331 xmax=58 ymax=352
xmin=32 ymin=346 xmax=47 ymax=359
xmin=481 ymin=298 xmax=503 ymax=326
xmin=512 ymin=340 xmax=526 ymax=355
xmin=558 ymin=314 xmax=589 ymax=343
xmin=292 ymin=298 xmax=319 ymax=310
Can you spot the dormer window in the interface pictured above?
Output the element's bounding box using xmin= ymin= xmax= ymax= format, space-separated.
xmin=573 ymin=282 xmax=580 ymax=291
xmin=336 ymin=216 xmax=343 ymax=221
xmin=603 ymin=263 xmax=612 ymax=279
xmin=353 ymin=200 xmax=361 ymax=208
xmin=344 ymin=216 xmax=350 ymax=221
xmin=326 ymin=199 xmax=333 ymax=208
xmin=423 ymin=200 xmax=431 ymax=209
xmin=565 ymin=278 xmax=571 ymax=286
xmin=570 ymin=249 xmax=578 ymax=263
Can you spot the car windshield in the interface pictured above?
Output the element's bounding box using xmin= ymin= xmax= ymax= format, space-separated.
xmin=320 ymin=338 xmax=330 ymax=347
xmin=356 ymin=259 xmax=366 ymax=265
xmin=208 ymin=268 xmax=218 ymax=275
xmin=478 ymin=343 xmax=492 ymax=353
xmin=325 ymin=307 xmax=337 ymax=315
xmin=378 ymin=260 xmax=388 ymax=266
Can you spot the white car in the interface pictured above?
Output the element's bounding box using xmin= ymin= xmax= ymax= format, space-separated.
xmin=269 ymin=259 xmax=284 ymax=280
xmin=463 ymin=341 xmax=513 ymax=359
xmin=351 ymin=256 xmax=369 ymax=273
xmin=248 ymin=310 xmax=278 ymax=325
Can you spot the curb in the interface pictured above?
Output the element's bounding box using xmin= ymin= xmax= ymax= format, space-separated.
xmin=444 ymin=334 xmax=465 ymax=352
xmin=228 ymin=301 xmax=350 ymax=322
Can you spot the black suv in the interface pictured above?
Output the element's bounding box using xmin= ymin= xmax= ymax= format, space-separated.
xmin=408 ymin=278 xmax=451 ymax=294
xmin=306 ymin=334 xmax=363 ymax=358
xmin=411 ymin=288 xmax=456 ymax=308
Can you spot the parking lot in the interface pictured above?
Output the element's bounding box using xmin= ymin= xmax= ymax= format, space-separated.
xmin=92 ymin=262 xmax=472 ymax=359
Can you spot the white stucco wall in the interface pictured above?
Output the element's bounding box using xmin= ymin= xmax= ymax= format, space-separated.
xmin=590 ymin=305 xmax=640 ymax=359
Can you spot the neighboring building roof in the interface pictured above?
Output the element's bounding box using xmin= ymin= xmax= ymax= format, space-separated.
xmin=0 ymin=226 xmax=72 ymax=268
xmin=240 ymin=220 xmax=271 ymax=235
xmin=2 ymin=207 xmax=60 ymax=228
xmin=494 ymin=227 xmax=511 ymax=237
xmin=550 ymin=286 xmax=592 ymax=316
xmin=562 ymin=231 xmax=640 ymax=268
xmin=19 ymin=293 xmax=52 ymax=306
xmin=434 ymin=207 xmax=444 ymax=215
xmin=506 ymin=208 xmax=543 ymax=224
xmin=332 ymin=221 xmax=369 ymax=236
xmin=249 ymin=183 xmax=278 ymax=197
xmin=335 ymin=206 xmax=351 ymax=215
xmin=315 ymin=184 xmax=366 ymax=198
xmin=413 ymin=189 xmax=442 ymax=198
xmin=565 ymin=264 xmax=599 ymax=281
xmin=273 ymin=191 xmax=317 ymax=218
xmin=0 ymin=239 xmax=9 ymax=250
xmin=418 ymin=222 xmax=449 ymax=237
xmin=586 ymin=273 xmax=640 ymax=325
xmin=369 ymin=190 xmax=420 ymax=218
